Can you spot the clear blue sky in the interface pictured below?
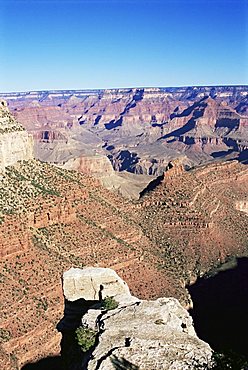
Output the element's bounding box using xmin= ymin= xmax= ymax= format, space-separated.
xmin=0 ymin=0 xmax=247 ymax=92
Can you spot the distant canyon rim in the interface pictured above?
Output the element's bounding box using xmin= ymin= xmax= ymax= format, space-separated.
xmin=0 ymin=85 xmax=247 ymax=369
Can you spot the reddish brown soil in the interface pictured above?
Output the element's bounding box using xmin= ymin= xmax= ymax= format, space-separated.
xmin=0 ymin=159 xmax=247 ymax=369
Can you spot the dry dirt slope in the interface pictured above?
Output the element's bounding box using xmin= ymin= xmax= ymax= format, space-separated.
xmin=0 ymin=159 xmax=183 ymax=370
xmin=134 ymin=160 xmax=248 ymax=283
xmin=0 ymin=158 xmax=247 ymax=369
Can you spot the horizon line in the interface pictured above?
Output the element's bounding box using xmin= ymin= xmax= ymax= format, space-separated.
xmin=1 ymin=84 xmax=248 ymax=95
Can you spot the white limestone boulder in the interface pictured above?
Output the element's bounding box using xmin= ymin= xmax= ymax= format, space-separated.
xmin=63 ymin=267 xmax=131 ymax=301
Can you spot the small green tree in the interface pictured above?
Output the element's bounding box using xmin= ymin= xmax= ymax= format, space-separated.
xmin=101 ymin=296 xmax=119 ymax=311
xmin=75 ymin=326 xmax=97 ymax=353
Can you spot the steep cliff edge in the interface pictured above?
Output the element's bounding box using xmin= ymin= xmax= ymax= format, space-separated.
xmin=60 ymin=267 xmax=213 ymax=370
xmin=0 ymin=100 xmax=33 ymax=169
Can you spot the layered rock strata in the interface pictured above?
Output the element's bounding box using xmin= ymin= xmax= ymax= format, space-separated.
xmin=133 ymin=159 xmax=248 ymax=286
xmin=2 ymin=86 xmax=248 ymax=176
xmin=0 ymin=157 xmax=247 ymax=369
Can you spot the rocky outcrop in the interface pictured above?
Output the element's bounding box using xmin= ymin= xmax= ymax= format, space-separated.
xmin=236 ymin=200 xmax=248 ymax=214
xmin=62 ymin=267 xmax=213 ymax=370
xmin=61 ymin=154 xmax=114 ymax=176
xmin=63 ymin=267 xmax=131 ymax=301
xmin=0 ymin=101 xmax=33 ymax=170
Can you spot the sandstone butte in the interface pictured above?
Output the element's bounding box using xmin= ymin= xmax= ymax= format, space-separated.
xmin=0 ymin=100 xmax=247 ymax=369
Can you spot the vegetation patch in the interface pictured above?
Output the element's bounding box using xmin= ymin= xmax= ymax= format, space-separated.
xmin=101 ymin=296 xmax=119 ymax=311
xmin=35 ymin=297 xmax=48 ymax=311
xmin=75 ymin=326 xmax=97 ymax=353
xmin=0 ymin=328 xmax=11 ymax=342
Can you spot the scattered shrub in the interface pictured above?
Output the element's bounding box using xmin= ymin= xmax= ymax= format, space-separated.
xmin=75 ymin=326 xmax=97 ymax=353
xmin=101 ymin=296 xmax=118 ymax=311
xmin=0 ymin=328 xmax=11 ymax=342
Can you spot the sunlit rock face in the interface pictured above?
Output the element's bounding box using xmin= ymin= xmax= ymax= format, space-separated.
xmin=0 ymin=100 xmax=33 ymax=170
xmin=63 ymin=267 xmax=131 ymax=301
xmin=61 ymin=154 xmax=114 ymax=176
